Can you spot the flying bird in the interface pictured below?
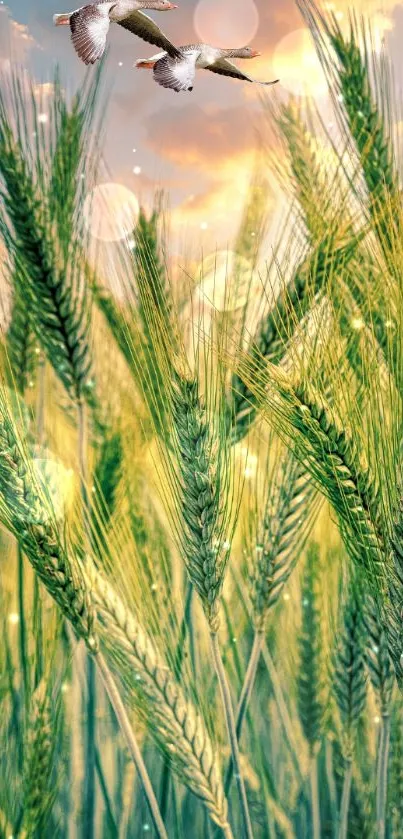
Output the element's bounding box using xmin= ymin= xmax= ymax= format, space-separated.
xmin=53 ymin=0 xmax=180 ymax=65
xmin=135 ymin=45 xmax=279 ymax=92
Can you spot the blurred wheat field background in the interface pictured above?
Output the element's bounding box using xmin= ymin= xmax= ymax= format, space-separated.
xmin=1 ymin=1 xmax=403 ymax=837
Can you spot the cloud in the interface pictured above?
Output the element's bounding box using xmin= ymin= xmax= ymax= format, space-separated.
xmin=145 ymin=101 xmax=264 ymax=169
xmin=0 ymin=6 xmax=39 ymax=61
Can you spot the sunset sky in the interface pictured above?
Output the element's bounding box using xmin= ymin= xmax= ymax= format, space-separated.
xmin=1 ymin=0 xmax=402 ymax=251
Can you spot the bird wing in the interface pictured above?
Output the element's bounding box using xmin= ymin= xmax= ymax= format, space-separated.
xmin=70 ymin=3 xmax=115 ymax=64
xmin=117 ymin=10 xmax=181 ymax=58
xmin=153 ymin=53 xmax=197 ymax=92
xmin=206 ymin=57 xmax=279 ymax=85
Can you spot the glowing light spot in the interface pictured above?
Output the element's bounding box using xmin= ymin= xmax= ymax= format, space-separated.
xmin=351 ymin=317 xmax=364 ymax=330
xmin=133 ymin=166 xmax=141 ymax=175
xmin=61 ymin=681 xmax=70 ymax=693
xmin=38 ymin=113 xmax=48 ymax=124
xmin=194 ymin=0 xmax=259 ymax=47
xmin=196 ymin=250 xmax=261 ymax=313
xmin=84 ymin=183 xmax=139 ymax=243
xmin=118 ymin=61 xmax=123 ymax=66
xmin=273 ymin=29 xmax=328 ymax=98
xmin=200 ymin=221 xmax=208 ymax=230
xmin=283 ymin=592 xmax=290 ymax=601
xmin=8 ymin=613 xmax=19 ymax=625
xmin=374 ymin=715 xmax=380 ymax=724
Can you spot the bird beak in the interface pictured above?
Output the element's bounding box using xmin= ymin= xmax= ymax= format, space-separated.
xmin=166 ymin=2 xmax=178 ymax=7
xmin=251 ymin=50 xmax=261 ymax=57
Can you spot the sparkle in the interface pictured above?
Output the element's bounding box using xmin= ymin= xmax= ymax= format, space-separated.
xmin=132 ymin=148 xmax=137 ymax=152
xmin=283 ymin=593 xmax=290 ymax=602
xmin=374 ymin=715 xmax=381 ymax=724
xmin=133 ymin=166 xmax=142 ymax=175
xmin=118 ymin=61 xmax=123 ymax=67
xmin=61 ymin=681 xmax=70 ymax=694
xmin=200 ymin=221 xmax=208 ymax=230
xmin=8 ymin=612 xmax=19 ymax=625
xmin=351 ymin=317 xmax=364 ymax=330
xmin=38 ymin=113 xmax=48 ymax=124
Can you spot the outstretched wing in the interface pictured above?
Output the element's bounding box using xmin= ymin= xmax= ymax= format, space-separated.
xmin=117 ymin=10 xmax=181 ymax=58
xmin=207 ymin=58 xmax=279 ymax=85
xmin=153 ymin=53 xmax=196 ymax=92
xmin=70 ymin=3 xmax=115 ymax=64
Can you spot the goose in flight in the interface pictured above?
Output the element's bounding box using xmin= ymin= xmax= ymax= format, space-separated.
xmin=54 ymin=0 xmax=180 ymax=65
xmin=135 ymin=44 xmax=279 ymax=92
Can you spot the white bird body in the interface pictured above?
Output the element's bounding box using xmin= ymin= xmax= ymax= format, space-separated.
xmin=136 ymin=43 xmax=279 ymax=92
xmin=53 ymin=0 xmax=179 ymax=65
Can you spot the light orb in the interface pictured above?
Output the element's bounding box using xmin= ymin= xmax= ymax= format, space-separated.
xmin=272 ymin=29 xmax=328 ymax=98
xmin=84 ymin=183 xmax=139 ymax=243
xmin=194 ymin=0 xmax=259 ymax=48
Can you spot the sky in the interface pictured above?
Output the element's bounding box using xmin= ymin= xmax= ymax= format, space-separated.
xmin=0 ymin=0 xmax=402 ymax=253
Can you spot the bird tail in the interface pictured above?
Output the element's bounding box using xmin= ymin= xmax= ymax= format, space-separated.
xmin=53 ymin=13 xmax=71 ymax=26
xmin=135 ymin=59 xmax=157 ymax=70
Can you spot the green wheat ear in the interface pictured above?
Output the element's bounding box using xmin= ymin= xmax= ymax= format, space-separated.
xmin=171 ymin=370 xmax=232 ymax=632
xmin=388 ymin=703 xmax=403 ymax=835
xmin=250 ymin=452 xmax=317 ymax=630
xmin=0 ymin=126 xmax=93 ymax=404
xmin=363 ymin=594 xmax=394 ymax=714
xmin=297 ymin=543 xmax=327 ymax=757
xmin=230 ymin=233 xmax=358 ymax=441
xmin=388 ymin=499 xmax=403 ymax=688
xmin=22 ymin=679 xmax=56 ymax=835
xmin=0 ymin=396 xmax=97 ymax=650
xmin=333 ymin=581 xmax=367 ymax=757
xmin=6 ymin=282 xmax=37 ymax=395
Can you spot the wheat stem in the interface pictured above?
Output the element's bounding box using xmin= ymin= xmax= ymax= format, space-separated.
xmin=338 ymin=757 xmax=352 ymax=839
xmin=235 ymin=631 xmax=264 ymax=742
xmin=325 ymin=739 xmax=338 ymax=839
xmin=95 ymin=650 xmax=168 ymax=839
xmin=210 ymin=631 xmax=254 ymax=839
xmin=224 ymin=630 xmax=264 ymax=796
xmin=376 ymin=713 xmax=391 ymax=839
xmin=77 ymin=399 xmax=96 ymax=839
xmin=310 ymin=754 xmax=320 ymax=839
xmin=231 ymin=565 xmax=304 ymax=783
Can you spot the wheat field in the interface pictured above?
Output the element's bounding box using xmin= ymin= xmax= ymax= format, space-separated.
xmin=0 ymin=1 xmax=402 ymax=837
